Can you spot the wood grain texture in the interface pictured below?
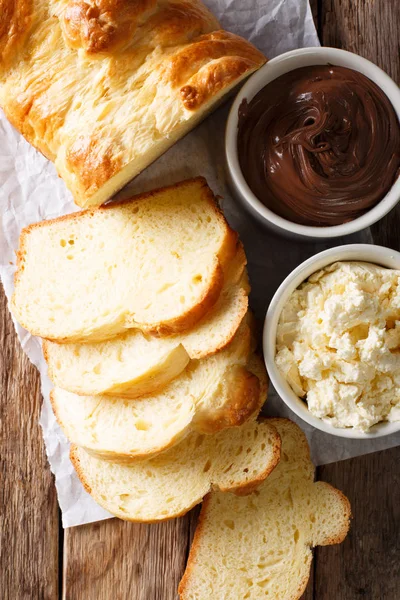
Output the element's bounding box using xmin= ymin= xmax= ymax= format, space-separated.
xmin=0 ymin=286 xmax=59 ymax=600
xmin=309 ymin=0 xmax=321 ymax=38
xmin=322 ymin=0 xmax=400 ymax=82
xmin=315 ymin=448 xmax=400 ymax=599
xmin=63 ymin=516 xmax=191 ymax=600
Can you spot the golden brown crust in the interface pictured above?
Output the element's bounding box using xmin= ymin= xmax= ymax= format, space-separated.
xmin=178 ymin=492 xmax=211 ymax=599
xmin=180 ymin=55 xmax=259 ymax=110
xmin=65 ymin=135 xmax=124 ymax=198
xmin=196 ymin=366 xmax=260 ymax=434
xmin=220 ymin=419 xmax=281 ymax=496
xmin=248 ymin=352 xmax=269 ymax=408
xmin=49 ymin=390 xmax=61 ymax=427
xmin=314 ymin=482 xmax=352 ymax=545
xmin=52 ymin=390 xmax=187 ymax=462
xmin=198 ymin=181 xmax=239 ymax=273
xmin=143 ymin=257 xmax=223 ymax=336
xmin=140 ymin=1 xmax=219 ymax=47
xmin=13 ymin=177 xmax=233 ymax=339
xmin=285 ymin=484 xmax=351 ymax=600
xmin=166 ymin=30 xmax=266 ymax=110
xmin=188 ymin=286 xmax=248 ymax=361
xmin=70 ymin=445 xmax=93 ymax=496
xmin=71 ymin=442 xmax=201 ymax=522
xmin=70 ymin=420 xmax=281 ymax=524
xmin=179 ymin=419 xmax=351 ymax=600
xmin=42 ymin=341 xmax=52 ymax=375
xmin=61 ymin=0 xmax=157 ymax=53
xmin=61 ymin=0 xmax=219 ymax=54
xmin=0 ymin=3 xmax=265 ymax=206
xmin=0 ymin=0 xmax=34 ymax=68
xmin=225 ymin=241 xmax=247 ymax=283
xmin=168 ymin=30 xmax=265 ymax=87
xmin=186 ymin=243 xmax=249 ymax=360
xmin=288 ymin=554 xmax=314 ymax=600
xmin=194 ymin=350 xmax=268 ymax=436
xmin=15 ymin=176 xmax=212 ymax=241
xmin=72 ymin=443 xmax=205 ymax=523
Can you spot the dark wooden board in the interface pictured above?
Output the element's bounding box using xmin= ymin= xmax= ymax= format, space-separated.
xmin=0 ymin=286 xmax=60 ymax=599
xmin=315 ymin=448 xmax=400 ymax=599
xmin=63 ymin=517 xmax=191 ymax=600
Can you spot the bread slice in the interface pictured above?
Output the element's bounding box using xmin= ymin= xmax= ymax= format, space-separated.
xmin=0 ymin=0 xmax=265 ymax=207
xmin=43 ymin=246 xmax=249 ymax=398
xmin=70 ymin=418 xmax=281 ymax=522
xmin=12 ymin=178 xmax=238 ymax=342
xmin=179 ymin=419 xmax=351 ymax=600
xmin=50 ymin=328 xmax=267 ymax=462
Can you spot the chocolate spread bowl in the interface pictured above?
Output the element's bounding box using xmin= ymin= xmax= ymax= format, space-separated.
xmin=226 ymin=47 xmax=400 ymax=240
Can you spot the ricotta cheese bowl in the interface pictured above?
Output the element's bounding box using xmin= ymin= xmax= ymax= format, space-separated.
xmin=264 ymin=244 xmax=400 ymax=439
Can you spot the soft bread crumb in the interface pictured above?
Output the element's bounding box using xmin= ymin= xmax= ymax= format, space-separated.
xmin=70 ymin=418 xmax=281 ymax=522
xmin=51 ymin=324 xmax=265 ymax=461
xmin=0 ymin=1 xmax=265 ymax=206
xmin=179 ymin=419 xmax=351 ymax=600
xmin=43 ymin=246 xmax=249 ymax=397
xmin=12 ymin=178 xmax=238 ymax=341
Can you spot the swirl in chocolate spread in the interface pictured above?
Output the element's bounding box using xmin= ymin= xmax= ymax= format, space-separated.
xmin=237 ymin=65 xmax=400 ymax=226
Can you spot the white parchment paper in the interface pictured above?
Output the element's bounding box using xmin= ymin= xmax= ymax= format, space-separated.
xmin=1 ymin=0 xmax=399 ymax=528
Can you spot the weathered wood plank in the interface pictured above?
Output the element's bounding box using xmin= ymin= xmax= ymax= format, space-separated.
xmin=322 ymin=0 xmax=399 ymax=82
xmin=309 ymin=0 xmax=321 ymax=39
xmin=0 ymin=286 xmax=59 ymax=599
xmin=315 ymin=447 xmax=400 ymax=599
xmin=63 ymin=516 xmax=191 ymax=600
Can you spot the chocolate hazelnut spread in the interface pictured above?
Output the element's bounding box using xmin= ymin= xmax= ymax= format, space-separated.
xmin=237 ymin=65 xmax=400 ymax=226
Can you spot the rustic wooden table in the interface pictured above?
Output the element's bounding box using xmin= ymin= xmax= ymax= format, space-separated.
xmin=1 ymin=1 xmax=399 ymax=599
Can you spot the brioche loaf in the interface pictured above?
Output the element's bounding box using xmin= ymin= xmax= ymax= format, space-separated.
xmin=12 ymin=178 xmax=238 ymax=342
xmin=50 ymin=328 xmax=267 ymax=461
xmin=43 ymin=245 xmax=249 ymax=397
xmin=0 ymin=0 xmax=265 ymax=207
xmin=70 ymin=418 xmax=281 ymax=522
xmin=179 ymin=419 xmax=351 ymax=600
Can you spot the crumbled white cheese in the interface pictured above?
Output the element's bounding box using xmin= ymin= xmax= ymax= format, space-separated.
xmin=275 ymin=261 xmax=400 ymax=432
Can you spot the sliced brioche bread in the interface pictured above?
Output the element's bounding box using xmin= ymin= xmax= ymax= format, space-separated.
xmin=70 ymin=419 xmax=281 ymax=522
xmin=45 ymin=334 xmax=191 ymax=400
xmin=43 ymin=247 xmax=249 ymax=398
xmin=12 ymin=178 xmax=238 ymax=342
xmin=179 ymin=419 xmax=351 ymax=600
xmin=50 ymin=327 xmax=266 ymax=462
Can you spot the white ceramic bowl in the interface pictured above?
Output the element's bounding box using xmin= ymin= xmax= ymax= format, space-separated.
xmin=263 ymin=244 xmax=400 ymax=438
xmin=226 ymin=47 xmax=400 ymax=240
